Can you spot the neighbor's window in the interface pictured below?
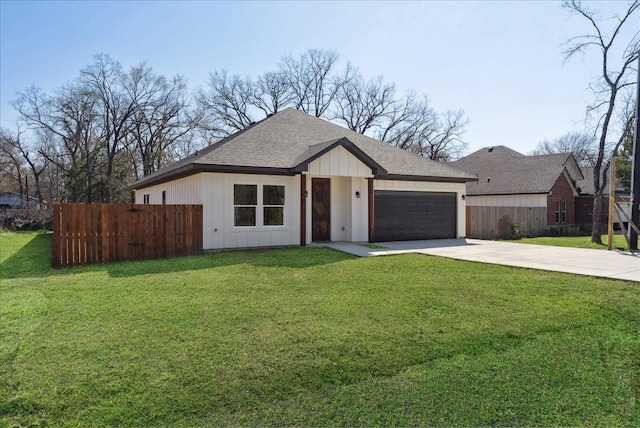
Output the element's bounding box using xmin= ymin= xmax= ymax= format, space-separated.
xmin=234 ymin=184 xmax=257 ymax=226
xmin=143 ymin=194 xmax=150 ymax=204
xmin=555 ymin=201 xmax=567 ymax=223
xmin=162 ymin=190 xmax=166 ymax=205
xmin=263 ymin=185 xmax=285 ymax=226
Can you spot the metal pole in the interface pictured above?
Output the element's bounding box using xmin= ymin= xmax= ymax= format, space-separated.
xmin=630 ymin=50 xmax=640 ymax=251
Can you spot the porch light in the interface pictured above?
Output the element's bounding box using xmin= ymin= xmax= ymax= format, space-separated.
xmin=461 ymin=195 xmax=466 ymax=200
xmin=355 ymin=191 xmax=361 ymax=198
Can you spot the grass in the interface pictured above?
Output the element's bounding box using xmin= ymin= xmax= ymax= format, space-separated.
xmin=359 ymin=243 xmax=388 ymax=249
xmin=511 ymin=234 xmax=630 ymax=250
xmin=1 ymin=231 xmax=639 ymax=427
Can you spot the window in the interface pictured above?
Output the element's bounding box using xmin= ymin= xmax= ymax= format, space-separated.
xmin=263 ymin=185 xmax=285 ymax=226
xmin=143 ymin=194 xmax=150 ymax=204
xmin=555 ymin=201 xmax=567 ymax=223
xmin=234 ymin=184 xmax=257 ymax=226
xmin=233 ymin=184 xmax=285 ymax=227
xmin=162 ymin=190 xmax=166 ymax=205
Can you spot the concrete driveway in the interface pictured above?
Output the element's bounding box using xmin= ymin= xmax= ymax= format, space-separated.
xmin=324 ymin=239 xmax=640 ymax=282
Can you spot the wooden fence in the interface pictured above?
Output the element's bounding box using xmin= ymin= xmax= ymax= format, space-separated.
xmin=53 ymin=204 xmax=203 ymax=267
xmin=466 ymin=206 xmax=547 ymax=239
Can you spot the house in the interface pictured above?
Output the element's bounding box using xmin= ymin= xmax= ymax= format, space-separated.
xmin=0 ymin=193 xmax=22 ymax=208
xmin=128 ymin=108 xmax=477 ymax=250
xmin=0 ymin=193 xmax=40 ymax=208
xmin=450 ymin=146 xmax=584 ymax=238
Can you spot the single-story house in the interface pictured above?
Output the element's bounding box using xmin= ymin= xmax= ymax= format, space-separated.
xmin=450 ymin=146 xmax=584 ymax=238
xmin=128 ymin=108 xmax=477 ymax=250
xmin=0 ymin=193 xmax=23 ymax=208
xmin=0 ymin=193 xmax=41 ymax=208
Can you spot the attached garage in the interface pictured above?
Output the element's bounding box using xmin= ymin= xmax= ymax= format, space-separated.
xmin=374 ymin=191 xmax=457 ymax=241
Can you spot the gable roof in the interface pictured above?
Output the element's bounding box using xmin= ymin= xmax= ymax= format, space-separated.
xmin=450 ymin=146 xmax=583 ymax=196
xmin=130 ymin=108 xmax=476 ymax=189
xmin=576 ymin=166 xmax=596 ymax=195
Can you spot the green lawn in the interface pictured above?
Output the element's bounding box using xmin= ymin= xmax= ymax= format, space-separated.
xmin=1 ymin=231 xmax=639 ymax=427
xmin=512 ymin=235 xmax=630 ymax=250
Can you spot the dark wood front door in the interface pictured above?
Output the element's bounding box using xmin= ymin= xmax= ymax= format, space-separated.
xmin=312 ymin=178 xmax=331 ymax=241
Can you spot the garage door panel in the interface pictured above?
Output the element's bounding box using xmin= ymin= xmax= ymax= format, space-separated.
xmin=374 ymin=191 xmax=456 ymax=241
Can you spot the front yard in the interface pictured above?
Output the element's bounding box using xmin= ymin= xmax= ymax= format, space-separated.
xmin=1 ymin=231 xmax=639 ymax=426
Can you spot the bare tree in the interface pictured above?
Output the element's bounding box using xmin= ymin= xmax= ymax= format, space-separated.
xmin=281 ymin=49 xmax=348 ymax=117
xmin=124 ymin=66 xmax=196 ymax=179
xmin=531 ymin=132 xmax=597 ymax=166
xmin=334 ymin=74 xmax=396 ymax=134
xmin=562 ymin=0 xmax=639 ymax=243
xmin=375 ymin=91 xmax=434 ymax=150
xmin=14 ymin=56 xmax=196 ymax=202
xmin=13 ymin=84 xmax=100 ymax=202
xmin=195 ymin=70 xmax=255 ymax=141
xmin=80 ymin=54 xmax=140 ymax=202
xmin=417 ymin=110 xmax=469 ymax=161
xmin=6 ymin=125 xmax=48 ymax=204
xmin=251 ymin=71 xmax=294 ymax=116
xmin=0 ymin=128 xmax=24 ymax=199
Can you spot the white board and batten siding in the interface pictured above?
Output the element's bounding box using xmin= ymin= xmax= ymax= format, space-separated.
xmin=200 ymin=173 xmax=300 ymax=250
xmin=374 ymin=179 xmax=468 ymax=238
xmin=307 ymin=145 xmax=373 ymax=178
xmin=305 ymin=146 xmax=373 ymax=244
xmin=135 ymin=172 xmax=300 ymax=250
xmin=134 ymin=174 xmax=202 ymax=205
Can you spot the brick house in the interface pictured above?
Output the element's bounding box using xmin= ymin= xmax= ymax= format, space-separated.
xmin=450 ymin=146 xmax=584 ymax=238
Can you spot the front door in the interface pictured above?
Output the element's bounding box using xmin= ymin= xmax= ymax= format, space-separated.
xmin=312 ymin=178 xmax=331 ymax=241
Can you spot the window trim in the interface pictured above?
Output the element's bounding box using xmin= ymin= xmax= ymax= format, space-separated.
xmin=555 ymin=200 xmax=567 ymax=223
xmin=231 ymin=182 xmax=286 ymax=229
xmin=233 ymin=184 xmax=258 ymax=227
xmin=263 ymin=184 xmax=285 ymax=227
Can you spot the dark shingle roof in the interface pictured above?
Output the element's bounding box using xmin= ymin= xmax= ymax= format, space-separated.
xmin=130 ymin=108 xmax=476 ymax=189
xmin=576 ymin=166 xmax=596 ymax=195
xmin=450 ymin=146 xmax=579 ymax=196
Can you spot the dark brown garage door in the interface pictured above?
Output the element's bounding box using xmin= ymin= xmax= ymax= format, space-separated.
xmin=374 ymin=191 xmax=457 ymax=241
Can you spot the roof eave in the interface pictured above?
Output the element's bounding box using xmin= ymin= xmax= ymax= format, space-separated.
xmin=127 ymin=164 xmax=296 ymax=190
xmin=378 ymin=174 xmax=478 ymax=183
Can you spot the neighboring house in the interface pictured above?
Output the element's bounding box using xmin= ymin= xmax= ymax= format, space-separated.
xmin=0 ymin=193 xmax=40 ymax=208
xmin=128 ymin=108 xmax=477 ymax=250
xmin=0 ymin=193 xmax=22 ymax=208
xmin=450 ymin=146 xmax=584 ymax=238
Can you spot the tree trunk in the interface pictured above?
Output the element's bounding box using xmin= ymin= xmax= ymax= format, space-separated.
xmin=590 ymin=192 xmax=604 ymax=244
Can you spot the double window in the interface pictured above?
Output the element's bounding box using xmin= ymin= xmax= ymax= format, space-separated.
xmin=555 ymin=201 xmax=567 ymax=223
xmin=143 ymin=194 xmax=150 ymax=204
xmin=234 ymin=184 xmax=285 ymax=227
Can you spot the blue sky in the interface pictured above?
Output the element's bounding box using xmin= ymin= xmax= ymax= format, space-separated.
xmin=0 ymin=1 xmax=635 ymax=155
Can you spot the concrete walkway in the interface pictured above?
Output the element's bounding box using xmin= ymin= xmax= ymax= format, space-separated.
xmin=323 ymin=239 xmax=640 ymax=282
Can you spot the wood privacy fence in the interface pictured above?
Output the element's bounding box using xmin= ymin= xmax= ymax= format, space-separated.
xmin=53 ymin=204 xmax=203 ymax=267
xmin=466 ymin=206 xmax=547 ymax=239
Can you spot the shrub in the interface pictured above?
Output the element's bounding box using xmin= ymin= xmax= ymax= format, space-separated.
xmin=0 ymin=207 xmax=53 ymax=231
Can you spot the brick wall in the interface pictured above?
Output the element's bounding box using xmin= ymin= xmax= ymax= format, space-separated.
xmin=547 ymin=174 xmax=576 ymax=226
